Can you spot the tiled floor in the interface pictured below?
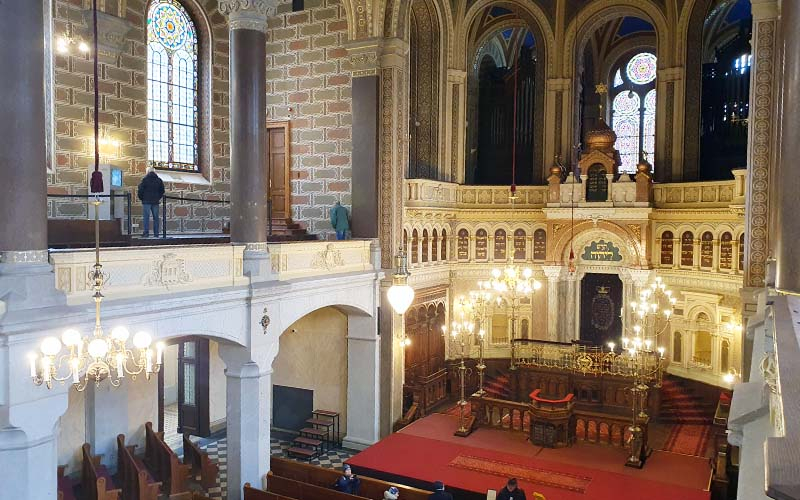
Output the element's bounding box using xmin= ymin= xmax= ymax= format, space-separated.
xmin=180 ymin=433 xmax=357 ymax=500
xmin=163 ymin=403 xmax=183 ymax=450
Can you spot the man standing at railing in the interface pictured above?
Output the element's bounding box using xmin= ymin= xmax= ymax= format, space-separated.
xmin=330 ymin=201 xmax=350 ymax=240
xmin=137 ymin=166 xmax=165 ymax=238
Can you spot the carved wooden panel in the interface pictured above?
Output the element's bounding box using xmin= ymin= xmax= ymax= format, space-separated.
xmin=494 ymin=229 xmax=506 ymax=260
xmin=411 ymin=229 xmax=419 ymax=263
xmin=660 ymin=231 xmax=673 ymax=265
xmin=720 ymin=232 xmax=733 ymax=270
xmin=514 ymin=229 xmax=526 ymax=260
xmin=700 ymin=231 xmax=713 ymax=268
xmin=457 ymin=228 xmax=469 ymax=261
xmin=422 ymin=229 xmax=429 ymax=262
xmin=586 ymin=164 xmax=608 ymax=202
xmin=476 ymin=229 xmax=488 ymax=260
xmin=441 ymin=229 xmax=447 ymax=261
xmin=681 ymin=231 xmax=694 ymax=267
xmin=431 ymin=229 xmax=438 ymax=262
xmin=533 ymin=228 xmax=546 ymax=260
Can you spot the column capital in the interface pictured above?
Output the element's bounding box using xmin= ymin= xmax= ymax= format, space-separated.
xmin=542 ymin=265 xmax=564 ymax=281
xmin=447 ymin=68 xmax=467 ymax=83
xmin=219 ymin=0 xmax=276 ymax=33
xmin=627 ymin=268 xmax=652 ymax=286
xmin=750 ymin=0 xmax=779 ymax=20
xmin=656 ymin=66 xmax=685 ymax=82
xmin=345 ymin=38 xmax=383 ymax=77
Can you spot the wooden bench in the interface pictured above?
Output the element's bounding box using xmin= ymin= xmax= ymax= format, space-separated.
xmin=266 ymin=473 xmax=370 ymax=500
xmin=117 ymin=434 xmax=162 ymax=500
xmin=183 ymin=434 xmax=219 ymax=490
xmin=58 ymin=465 xmax=76 ymax=500
xmin=269 ymin=458 xmax=433 ymax=500
xmin=242 ymin=483 xmax=296 ymax=500
xmin=82 ymin=443 xmax=122 ymax=500
xmin=143 ymin=422 xmax=191 ymax=498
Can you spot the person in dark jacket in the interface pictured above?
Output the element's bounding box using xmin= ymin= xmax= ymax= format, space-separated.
xmin=330 ymin=201 xmax=350 ymax=240
xmin=332 ymin=464 xmax=361 ymax=494
xmin=428 ymin=481 xmax=453 ymax=500
xmin=137 ymin=167 xmax=165 ymax=237
xmin=497 ymin=478 xmax=527 ymax=500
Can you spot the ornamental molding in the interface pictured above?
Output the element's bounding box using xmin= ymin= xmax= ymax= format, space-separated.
xmin=80 ymin=10 xmax=135 ymax=57
xmin=0 ymin=250 xmax=49 ymax=264
xmin=142 ymin=253 xmax=193 ymax=288
xmin=260 ymin=307 xmax=270 ymax=334
xmin=218 ymin=0 xmax=276 ymax=32
xmin=311 ymin=244 xmax=345 ymax=271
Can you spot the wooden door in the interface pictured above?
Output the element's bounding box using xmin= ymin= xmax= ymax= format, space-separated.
xmin=177 ymin=338 xmax=210 ymax=437
xmin=267 ymin=121 xmax=291 ymax=220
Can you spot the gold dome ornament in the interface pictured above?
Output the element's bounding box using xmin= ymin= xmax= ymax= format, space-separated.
xmin=584 ymin=83 xmax=617 ymax=150
xmin=636 ymin=152 xmax=652 ymax=177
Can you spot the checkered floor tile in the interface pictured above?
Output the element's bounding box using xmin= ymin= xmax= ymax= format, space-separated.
xmin=187 ymin=434 xmax=357 ymax=499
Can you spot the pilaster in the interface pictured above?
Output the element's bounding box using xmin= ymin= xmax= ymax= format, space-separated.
xmin=542 ymin=266 xmax=563 ymax=341
xmin=655 ymin=66 xmax=684 ymax=182
xmin=446 ymin=69 xmax=467 ymax=183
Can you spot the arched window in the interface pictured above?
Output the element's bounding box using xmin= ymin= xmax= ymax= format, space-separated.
xmin=457 ymin=229 xmax=469 ymax=261
xmin=411 ymin=229 xmax=419 ymax=263
xmin=533 ymin=228 xmax=546 ymax=260
xmin=441 ymin=229 xmax=447 ymax=261
xmin=739 ymin=233 xmax=745 ymax=271
xmin=681 ymin=231 xmax=694 ymax=267
xmin=721 ymin=339 xmax=730 ymax=373
xmin=521 ymin=319 xmax=529 ymax=339
xmin=403 ymin=229 xmax=408 ymax=254
xmin=421 ymin=229 xmax=429 ymax=262
xmin=494 ymin=229 xmax=507 ymax=260
xmin=701 ymin=231 xmax=713 ymax=268
xmin=660 ymin=231 xmax=674 ymax=266
xmin=147 ymin=0 xmax=199 ymax=171
xmin=431 ymin=229 xmax=438 ymax=262
xmin=476 ymin=229 xmax=488 ymax=260
xmin=611 ymin=52 xmax=657 ymax=173
xmin=720 ymin=232 xmax=733 ymax=270
xmin=514 ymin=229 xmax=527 ymax=260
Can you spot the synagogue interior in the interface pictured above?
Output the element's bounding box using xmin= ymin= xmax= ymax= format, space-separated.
xmin=0 ymin=0 xmax=798 ymax=499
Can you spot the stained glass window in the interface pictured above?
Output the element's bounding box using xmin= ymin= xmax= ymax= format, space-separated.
xmin=611 ymin=51 xmax=657 ymax=174
xmin=147 ymin=0 xmax=199 ymax=171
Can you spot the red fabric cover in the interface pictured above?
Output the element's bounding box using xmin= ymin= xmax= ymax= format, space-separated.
xmin=529 ymin=389 xmax=574 ymax=404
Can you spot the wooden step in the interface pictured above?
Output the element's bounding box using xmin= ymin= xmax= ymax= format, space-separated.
xmin=313 ymin=409 xmax=339 ymax=418
xmin=286 ymin=447 xmax=317 ymax=458
xmin=306 ymin=418 xmax=334 ymax=427
xmin=299 ymin=427 xmax=328 ymax=438
xmin=293 ymin=436 xmax=323 ymax=447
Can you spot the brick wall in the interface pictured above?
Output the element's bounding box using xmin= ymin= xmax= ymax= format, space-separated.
xmin=48 ymin=0 xmax=352 ymax=238
xmin=268 ymin=0 xmax=352 ymax=235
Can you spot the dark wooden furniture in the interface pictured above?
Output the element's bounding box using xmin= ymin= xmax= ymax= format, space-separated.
xmin=82 ymin=443 xmax=122 ymax=500
xmin=266 ymin=473 xmax=370 ymax=500
xmin=143 ymin=422 xmax=191 ymax=498
xmin=528 ymin=389 xmax=576 ymax=448
xmin=243 ymin=483 xmax=297 ymax=500
xmin=58 ymin=465 xmax=76 ymax=500
xmin=48 ymin=219 xmax=130 ymax=248
xmin=182 ymin=434 xmax=218 ymax=490
xmin=270 ymin=456 xmax=433 ymax=500
xmin=117 ymin=434 xmax=161 ymax=500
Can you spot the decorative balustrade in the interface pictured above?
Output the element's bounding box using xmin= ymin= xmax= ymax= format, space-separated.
xmin=652 ymin=175 xmax=745 ymax=209
xmin=405 ymin=368 xmax=448 ymax=417
xmin=470 ymin=395 xmax=531 ymax=433
xmin=50 ymin=240 xmax=378 ymax=304
xmin=405 ymin=179 xmax=548 ymax=209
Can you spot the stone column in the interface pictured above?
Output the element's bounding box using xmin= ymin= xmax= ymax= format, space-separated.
xmin=775 ymin=0 xmax=800 ymax=293
xmin=219 ymin=344 xmax=276 ymax=500
xmin=446 ymin=70 xmax=466 ymax=183
xmin=0 ymin=0 xmax=61 ymax=311
xmin=220 ymin=0 xmax=273 ymax=279
xmin=744 ymin=0 xmax=780 ymax=289
xmin=565 ymin=273 xmax=578 ymax=340
xmin=542 ymin=266 xmax=563 ymax=341
xmin=545 ymin=78 xmax=571 ymax=168
xmin=655 ymin=67 xmax=684 ymax=182
xmin=344 ymin=314 xmax=381 ymax=449
xmin=0 ymin=393 xmax=68 ymax=500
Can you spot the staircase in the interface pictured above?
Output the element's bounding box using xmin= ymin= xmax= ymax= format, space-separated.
xmin=658 ymin=377 xmax=717 ymax=425
xmin=286 ymin=409 xmax=340 ymax=460
xmin=483 ymin=372 xmax=512 ymax=399
xmin=268 ymin=218 xmax=317 ymax=242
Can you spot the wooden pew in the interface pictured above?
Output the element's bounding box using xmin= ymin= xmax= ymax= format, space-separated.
xmin=143 ymin=422 xmax=191 ymax=498
xmin=266 ymin=472 xmax=371 ymax=500
xmin=58 ymin=465 xmax=76 ymax=500
xmin=82 ymin=443 xmax=122 ymax=500
xmin=270 ymin=457 xmax=432 ymax=500
xmin=243 ymin=483 xmax=296 ymax=500
xmin=183 ymin=434 xmax=219 ymax=489
xmin=117 ymin=434 xmax=162 ymax=500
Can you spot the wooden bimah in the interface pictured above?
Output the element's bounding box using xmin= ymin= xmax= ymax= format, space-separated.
xmin=528 ymin=389 xmax=575 ymax=448
xmin=82 ymin=443 xmax=122 ymax=500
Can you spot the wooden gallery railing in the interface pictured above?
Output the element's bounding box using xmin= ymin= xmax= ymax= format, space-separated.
xmin=404 ymin=368 xmax=447 ymax=417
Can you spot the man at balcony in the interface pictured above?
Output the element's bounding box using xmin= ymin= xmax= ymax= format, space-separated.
xmin=330 ymin=201 xmax=350 ymax=240
xmin=137 ymin=166 xmax=165 ymax=238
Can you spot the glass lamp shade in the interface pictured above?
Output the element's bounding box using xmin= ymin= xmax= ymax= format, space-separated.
xmin=111 ymin=326 xmax=130 ymax=343
xmin=387 ymin=283 xmax=414 ymax=315
xmin=87 ymin=338 xmax=109 ymax=358
xmin=41 ymin=337 xmax=62 ymax=356
xmin=62 ymin=329 xmax=82 ymax=347
xmin=132 ymin=331 xmax=152 ymax=349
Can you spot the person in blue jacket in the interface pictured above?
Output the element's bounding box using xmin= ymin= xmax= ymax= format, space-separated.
xmin=332 ymin=464 xmax=361 ymax=494
xmin=330 ymin=201 xmax=350 ymax=240
xmin=428 ymin=480 xmax=454 ymax=500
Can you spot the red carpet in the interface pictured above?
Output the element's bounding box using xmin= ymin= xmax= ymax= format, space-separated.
xmin=348 ymin=421 xmax=710 ymax=500
xmin=662 ymin=425 xmax=713 ymax=457
xmin=449 ymin=455 xmax=592 ymax=493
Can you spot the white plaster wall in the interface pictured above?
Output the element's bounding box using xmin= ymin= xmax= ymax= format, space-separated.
xmin=272 ymin=307 xmax=348 ymax=431
xmin=57 ymin=388 xmax=86 ymax=474
xmin=163 ymin=344 xmax=179 ymax=406
xmin=209 ymin=340 xmax=227 ymax=429
xmin=531 ymin=280 xmax=548 ymax=339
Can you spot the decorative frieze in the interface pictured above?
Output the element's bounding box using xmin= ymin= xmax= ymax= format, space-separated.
xmin=218 ymin=0 xmax=276 ymax=32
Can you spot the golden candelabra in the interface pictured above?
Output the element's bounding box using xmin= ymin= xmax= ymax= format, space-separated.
xmin=442 ymin=307 xmax=476 ymax=436
xmin=486 ymin=266 xmax=541 ymax=370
